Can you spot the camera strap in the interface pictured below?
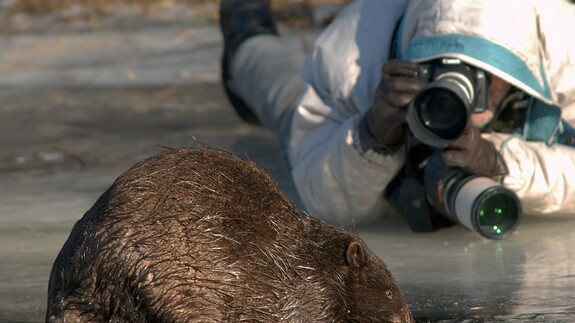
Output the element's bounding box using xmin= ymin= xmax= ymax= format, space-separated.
xmin=515 ymin=98 xmax=564 ymax=146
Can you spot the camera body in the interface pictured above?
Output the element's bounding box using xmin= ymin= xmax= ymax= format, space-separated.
xmin=407 ymin=58 xmax=488 ymax=148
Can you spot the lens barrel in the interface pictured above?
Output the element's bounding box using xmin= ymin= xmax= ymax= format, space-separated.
xmin=407 ymin=72 xmax=475 ymax=148
xmin=424 ymin=154 xmax=522 ymax=240
xmin=450 ymin=177 xmax=521 ymax=239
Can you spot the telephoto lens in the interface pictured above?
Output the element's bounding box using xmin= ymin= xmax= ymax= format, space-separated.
xmin=407 ymin=58 xmax=488 ymax=148
xmin=446 ymin=176 xmax=521 ymax=239
xmin=424 ymin=154 xmax=521 ymax=239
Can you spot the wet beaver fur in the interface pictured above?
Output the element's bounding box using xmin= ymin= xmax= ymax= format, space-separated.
xmin=47 ymin=147 xmax=413 ymax=322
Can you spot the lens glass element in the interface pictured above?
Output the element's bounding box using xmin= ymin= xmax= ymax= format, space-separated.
xmin=477 ymin=192 xmax=519 ymax=237
xmin=417 ymin=89 xmax=467 ymax=139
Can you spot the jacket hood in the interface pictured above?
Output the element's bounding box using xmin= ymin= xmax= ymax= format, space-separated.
xmin=398 ymin=0 xmax=567 ymax=106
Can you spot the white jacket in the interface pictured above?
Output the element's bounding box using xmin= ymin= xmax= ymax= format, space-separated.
xmin=287 ymin=0 xmax=575 ymax=225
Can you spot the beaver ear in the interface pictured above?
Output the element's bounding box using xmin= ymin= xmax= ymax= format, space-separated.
xmin=346 ymin=241 xmax=366 ymax=268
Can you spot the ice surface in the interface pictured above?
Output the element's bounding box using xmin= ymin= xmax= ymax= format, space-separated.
xmin=0 ymin=4 xmax=573 ymax=322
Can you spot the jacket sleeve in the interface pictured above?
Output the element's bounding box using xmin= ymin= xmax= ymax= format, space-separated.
xmin=288 ymin=88 xmax=405 ymax=225
xmin=486 ymin=132 xmax=575 ymax=216
xmin=286 ymin=0 xmax=408 ymax=225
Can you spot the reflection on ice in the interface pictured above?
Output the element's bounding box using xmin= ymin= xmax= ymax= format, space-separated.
xmin=358 ymin=213 xmax=575 ymax=321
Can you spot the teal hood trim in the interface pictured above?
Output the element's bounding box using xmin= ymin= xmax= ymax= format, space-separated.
xmin=402 ymin=34 xmax=554 ymax=103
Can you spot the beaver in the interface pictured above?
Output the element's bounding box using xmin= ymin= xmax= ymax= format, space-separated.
xmin=46 ymin=146 xmax=414 ymax=322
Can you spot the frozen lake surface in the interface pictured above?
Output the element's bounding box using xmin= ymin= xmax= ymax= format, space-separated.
xmin=0 ymin=4 xmax=573 ymax=322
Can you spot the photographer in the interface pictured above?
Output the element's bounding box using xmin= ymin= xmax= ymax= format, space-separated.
xmin=219 ymin=0 xmax=575 ymax=228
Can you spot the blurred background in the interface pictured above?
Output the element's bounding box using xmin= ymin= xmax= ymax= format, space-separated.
xmin=0 ymin=1 xmax=573 ymax=322
xmin=0 ymin=0 xmax=350 ymax=27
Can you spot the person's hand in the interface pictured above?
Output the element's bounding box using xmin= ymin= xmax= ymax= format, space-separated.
xmin=362 ymin=60 xmax=426 ymax=152
xmin=442 ymin=125 xmax=508 ymax=177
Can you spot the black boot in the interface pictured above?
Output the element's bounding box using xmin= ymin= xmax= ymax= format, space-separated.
xmin=220 ymin=0 xmax=279 ymax=125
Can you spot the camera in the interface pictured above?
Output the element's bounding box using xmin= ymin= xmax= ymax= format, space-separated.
xmin=389 ymin=145 xmax=522 ymax=240
xmin=407 ymin=58 xmax=488 ymax=148
xmin=423 ymin=153 xmax=521 ymax=240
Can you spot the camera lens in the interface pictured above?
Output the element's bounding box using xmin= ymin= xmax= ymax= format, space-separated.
xmin=451 ymin=177 xmax=521 ymax=240
xmin=417 ymin=88 xmax=467 ymax=139
xmin=474 ymin=188 xmax=520 ymax=239
xmin=423 ymin=154 xmax=522 ymax=240
xmin=407 ymin=73 xmax=474 ymax=148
